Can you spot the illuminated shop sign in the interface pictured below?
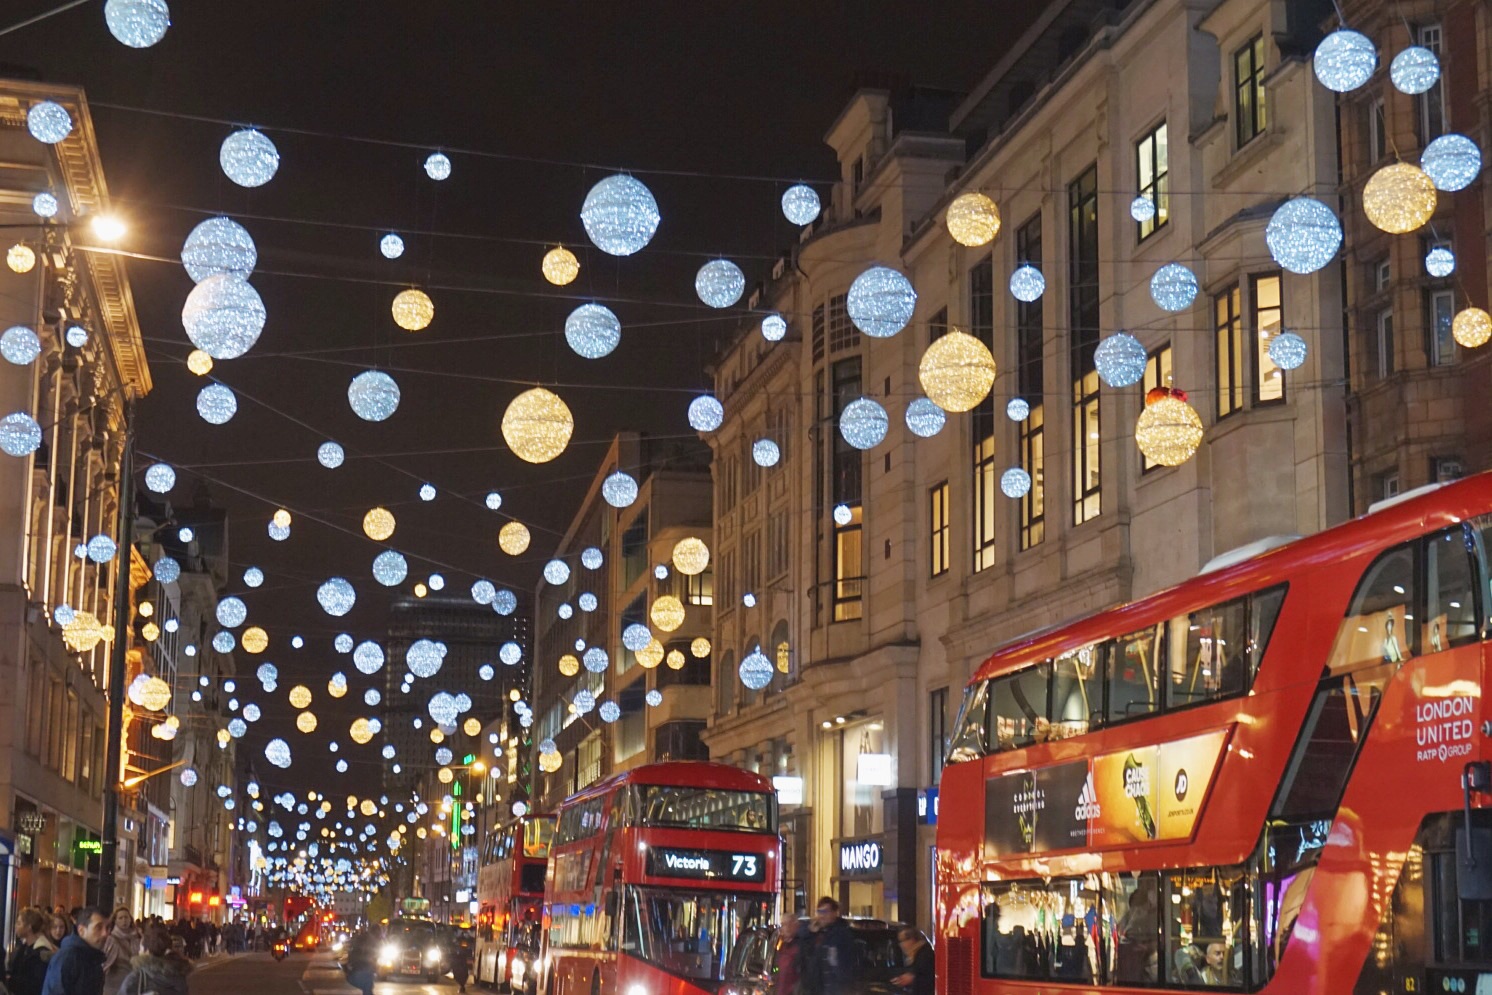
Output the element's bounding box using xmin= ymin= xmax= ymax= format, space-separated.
xmin=838 ymin=838 xmax=883 ymax=878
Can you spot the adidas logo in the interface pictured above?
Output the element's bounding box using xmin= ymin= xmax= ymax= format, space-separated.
xmin=1074 ymin=773 xmax=1102 ymax=820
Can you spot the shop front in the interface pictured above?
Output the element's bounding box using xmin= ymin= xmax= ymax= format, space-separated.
xmin=825 ymin=716 xmax=920 ymax=923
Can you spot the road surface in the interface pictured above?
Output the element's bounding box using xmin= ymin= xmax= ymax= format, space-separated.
xmin=187 ymin=950 xmax=462 ymax=995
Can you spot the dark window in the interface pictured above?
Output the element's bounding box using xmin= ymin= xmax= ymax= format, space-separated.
xmin=1234 ymin=34 xmax=1267 ymax=147
xmin=828 ymin=294 xmax=854 ymax=353
xmin=1019 ymin=405 xmax=1045 ymax=550
xmin=1135 ymin=121 xmax=1169 ymax=240
xmin=928 ymin=306 xmax=948 ymax=342
xmin=622 ymin=513 xmax=649 ymax=588
xmin=990 ymin=663 xmax=1050 ymax=750
xmin=970 ymin=256 xmax=996 ymax=443
xmin=1215 ymin=284 xmax=1243 ymax=418
xmin=1367 ymin=95 xmax=1386 ymax=163
xmin=653 ymin=721 xmax=709 ymax=762
xmin=1107 ymin=624 xmax=1162 ymax=724
xmin=1069 ymin=166 xmax=1101 ymax=525
xmin=929 ymin=687 xmax=949 ymax=783
xmin=811 ymin=303 xmax=826 ymax=363
xmin=1418 ymin=24 xmax=1445 ymax=143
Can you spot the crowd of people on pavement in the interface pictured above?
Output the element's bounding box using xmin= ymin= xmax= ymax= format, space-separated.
xmin=775 ymin=897 xmax=935 ymax=995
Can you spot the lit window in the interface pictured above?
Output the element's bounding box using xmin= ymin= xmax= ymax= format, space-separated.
xmin=1215 ymin=284 xmax=1243 ymax=419
xmin=1251 ymin=273 xmax=1283 ymax=404
xmin=930 ymin=481 xmax=950 ymax=578
xmin=1135 ymin=121 xmax=1169 ymax=240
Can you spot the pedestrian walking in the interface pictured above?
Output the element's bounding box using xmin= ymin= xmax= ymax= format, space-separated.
xmin=892 ymin=927 xmax=935 ymax=995
xmin=8 ymin=908 xmax=57 ymax=995
xmin=342 ymin=930 xmax=376 ymax=995
xmin=41 ymin=906 xmax=110 ymax=995
xmin=450 ymin=933 xmax=472 ymax=993
xmin=116 ymin=923 xmax=190 ymax=995
xmin=103 ymin=907 xmax=141 ymax=994
xmin=807 ymin=898 xmax=861 ymax=995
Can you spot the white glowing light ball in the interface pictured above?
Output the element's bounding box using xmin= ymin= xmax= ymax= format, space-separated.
xmin=565 ymin=303 xmax=621 ymax=359
xmin=753 ymin=439 xmax=780 ymax=467
xmin=1000 ymin=467 xmax=1032 ymax=499
xmin=153 ymin=556 xmax=180 ymax=584
xmin=406 ymin=639 xmax=445 ymax=678
xmin=695 ymin=260 xmax=746 ymax=309
xmin=493 ymin=589 xmax=518 ymax=615
xmin=1 ymin=327 xmax=40 ymax=366
xmin=27 ymin=102 xmax=72 ymax=144
xmin=543 ymin=559 xmax=572 ymax=586
xmin=1268 ymin=331 xmax=1308 ymax=371
xmin=1265 ymin=197 xmax=1342 ymax=275
xmin=318 ymin=442 xmax=344 ymax=468
xmin=1010 ymin=265 xmax=1045 ymax=302
xmin=0 ymin=413 xmax=41 ymax=457
xmin=181 ymin=217 xmax=256 ymax=284
xmin=220 ymin=129 xmax=279 ymax=188
xmin=839 ymin=398 xmax=889 ymax=450
xmin=348 ymin=371 xmax=400 ymax=421
xmin=1426 ymin=246 xmax=1456 ymax=278
xmin=739 ymin=648 xmax=773 ymax=690
xmin=1150 ymin=263 xmax=1199 ymax=312
xmin=380 ymin=233 xmax=405 ymax=259
xmin=781 ymin=184 xmax=821 ymax=225
xmin=905 ymin=397 xmax=946 ymax=438
xmin=646 ymin=690 xmax=663 ymax=707
xmin=182 ymin=273 xmax=265 ymax=359
xmin=105 ymin=0 xmax=169 ymax=47
xmin=471 ymin=580 xmax=496 ymax=605
xmin=1130 ymin=196 xmax=1156 ymax=223
xmin=688 ymin=395 xmax=724 ymax=432
xmin=761 ymin=314 xmax=787 ymax=341
xmin=86 ymin=535 xmax=117 ymax=563
xmin=846 ymin=266 xmax=916 ymax=338
xmin=1313 ymin=29 xmax=1377 ymax=93
xmin=1390 ymin=45 xmax=1440 ymax=94
xmin=32 ymin=193 xmax=58 ymax=219
xmin=602 ymin=471 xmax=639 ymax=508
xmin=599 ymin=701 xmax=621 ymax=723
xmin=1006 ymin=398 xmax=1030 ymax=422
xmin=623 ymin=624 xmax=652 ymax=652
xmin=264 ymin=739 xmax=292 ymax=769
xmin=424 ymin=153 xmax=452 ymax=180
xmin=353 ymin=641 xmax=385 ymax=675
xmin=419 ymin=483 xmax=436 ymax=502
xmin=580 ymin=174 xmax=660 ymax=257
xmin=1094 ymin=332 xmax=1148 ymax=388
xmin=1421 ymin=134 xmax=1482 ymax=192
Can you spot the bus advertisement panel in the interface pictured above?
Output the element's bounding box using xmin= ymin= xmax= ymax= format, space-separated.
xmin=540 ymin=762 xmax=780 ymax=995
xmin=937 ymin=474 xmax=1492 ymax=994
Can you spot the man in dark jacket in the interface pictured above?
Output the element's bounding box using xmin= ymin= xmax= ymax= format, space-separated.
xmin=893 ymin=927 xmax=935 ymax=995
xmin=41 ymin=905 xmax=109 ymax=995
xmin=808 ymin=897 xmax=861 ymax=995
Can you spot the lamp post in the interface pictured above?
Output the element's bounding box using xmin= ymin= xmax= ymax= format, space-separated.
xmin=98 ymin=396 xmax=136 ymax=911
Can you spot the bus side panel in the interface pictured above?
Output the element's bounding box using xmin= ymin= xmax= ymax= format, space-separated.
xmin=1272 ymin=644 xmax=1479 ymax=994
xmin=935 ymin=758 xmax=986 ymax=993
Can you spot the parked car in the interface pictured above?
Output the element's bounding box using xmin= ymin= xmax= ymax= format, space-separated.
xmin=377 ymin=919 xmax=446 ymax=981
xmin=722 ymin=917 xmax=910 ymax=995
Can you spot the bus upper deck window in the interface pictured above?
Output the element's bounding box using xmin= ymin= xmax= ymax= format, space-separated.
xmin=946 ymin=681 xmax=990 ymax=764
xmin=1330 ymin=543 xmax=1417 ymax=675
xmin=1426 ymin=527 xmax=1478 ymax=651
xmin=1108 ymin=626 xmax=1162 ymax=724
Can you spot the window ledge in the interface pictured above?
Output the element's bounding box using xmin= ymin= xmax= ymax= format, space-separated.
xmin=1206 ymin=400 xmax=1296 ymax=446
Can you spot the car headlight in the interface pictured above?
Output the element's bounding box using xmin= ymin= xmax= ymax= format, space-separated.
xmin=425 ymin=946 xmax=442 ymax=963
xmin=510 ymin=959 xmax=526 ymax=984
xmin=379 ymin=943 xmax=398 ymax=965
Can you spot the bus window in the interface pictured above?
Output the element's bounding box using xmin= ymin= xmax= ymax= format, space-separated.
xmin=523 ymin=817 xmax=553 ymax=858
xmin=1248 ymin=585 xmax=1286 ymax=671
xmin=1163 ymin=867 xmax=1247 ymax=988
xmin=1107 ymin=873 xmax=1160 ymax=986
xmin=635 ymin=785 xmax=775 ymax=832
xmin=1108 ymin=625 xmax=1162 ymax=724
xmin=622 ymin=887 xmax=771 ymax=982
xmin=981 ymin=878 xmax=1099 ymax=981
xmin=1177 ymin=598 xmax=1248 ymax=708
xmin=1425 ymin=527 xmax=1478 ymax=652
xmin=1329 ymin=543 xmax=1417 ymax=675
xmin=1271 ymin=660 xmax=1393 ymax=821
xmin=991 ymin=663 xmax=1051 ymax=749
xmin=946 ymin=681 xmax=989 ymax=764
xmin=1050 ymin=647 xmax=1100 ymax=741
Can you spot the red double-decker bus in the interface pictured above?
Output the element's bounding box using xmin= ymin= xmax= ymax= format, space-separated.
xmin=937 ymin=473 xmax=1492 ymax=994
xmin=539 ymin=762 xmax=779 ymax=995
xmin=476 ymin=813 xmax=555 ymax=992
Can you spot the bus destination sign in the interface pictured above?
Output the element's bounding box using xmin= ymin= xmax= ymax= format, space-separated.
xmin=646 ymin=846 xmax=767 ymax=883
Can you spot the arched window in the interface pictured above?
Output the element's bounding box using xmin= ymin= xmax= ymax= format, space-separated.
xmin=771 ymin=619 xmax=792 ymax=686
xmin=716 ymin=652 xmax=736 ymax=716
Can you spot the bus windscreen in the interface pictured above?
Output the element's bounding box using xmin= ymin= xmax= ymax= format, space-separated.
xmin=621 ymin=887 xmax=771 ymax=982
xmin=635 ymin=786 xmax=775 ymax=832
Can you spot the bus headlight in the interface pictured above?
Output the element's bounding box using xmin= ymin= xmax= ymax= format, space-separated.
xmin=378 ymin=943 xmax=398 ymax=966
xmin=510 ymin=958 xmax=526 ymax=985
xmin=425 ymin=946 xmax=442 ymax=964
xmin=627 ymin=985 xmax=650 ymax=995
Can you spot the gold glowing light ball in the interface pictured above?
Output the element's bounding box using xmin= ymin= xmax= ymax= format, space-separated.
xmin=141 ymin=621 xmax=160 ymax=642
xmin=187 ymin=350 xmax=214 ymax=376
xmin=919 ymin=329 xmax=997 ymax=413
xmin=945 ymin=191 xmax=1002 ymax=247
xmin=558 ymin=653 xmax=580 ymax=677
xmin=690 ymin=637 xmax=711 ymax=659
xmin=671 ymin=537 xmax=710 ymax=576
xmin=502 ymin=387 xmax=574 ymax=464
xmin=542 ymin=246 xmax=580 ymax=286
xmin=391 ymin=288 xmax=434 ymax=331
xmin=241 ymin=626 xmax=269 ymax=654
xmin=327 ymin=677 xmax=347 ymax=698
xmin=429 ymin=728 xmax=445 ymax=744
xmin=1363 ymin=163 xmax=1437 ymax=234
xmin=136 ymin=676 xmax=171 ymax=712
xmin=362 ymin=507 xmax=396 ymax=541
xmin=1453 ymin=307 xmax=1492 ymax=348
xmin=288 ymin=685 xmax=312 ymax=709
xmin=272 ymin=508 xmax=292 ymax=529
xmin=359 ymin=799 xmax=377 ymax=816
xmin=6 ymin=244 xmax=36 ymax=274
xmin=498 ymin=521 xmax=531 ymax=556
xmin=638 ymin=638 xmax=665 ymax=669
xmin=650 ymin=595 xmax=686 ymax=632
xmin=1135 ymin=387 xmax=1205 ymax=467
xmin=349 ymin=718 xmax=374 ymax=744
xmin=666 ymin=649 xmax=686 ymax=671
xmin=539 ymin=751 xmax=563 ymax=773
xmin=217 ymin=729 xmax=231 ymax=747
xmin=463 ymin=717 xmax=481 ymax=736
xmin=63 ymin=611 xmax=112 ymax=653
xmin=296 ymin=711 xmax=318 ymax=734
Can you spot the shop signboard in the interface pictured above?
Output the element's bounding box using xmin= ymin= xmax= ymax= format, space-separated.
xmin=837 ymin=837 xmax=884 ymax=879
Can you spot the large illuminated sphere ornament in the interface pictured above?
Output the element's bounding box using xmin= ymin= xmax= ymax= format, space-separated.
xmin=602 ymin=471 xmax=639 ymax=508
xmin=919 ymin=329 xmax=997 ymax=412
xmin=839 ymin=398 xmax=889 ymax=450
xmin=1363 ymin=163 xmax=1437 ymax=233
xmin=579 ymin=592 xmax=598 ymax=612
xmin=427 ymin=693 xmax=459 ymax=726
xmin=353 ymin=641 xmax=385 ymax=675
xmin=6 ymin=245 xmax=34 ymax=274
xmin=27 ymin=102 xmax=72 ymax=144
xmin=565 ymin=303 xmax=621 ymax=359
xmin=212 ymin=632 xmax=236 ymax=654
xmin=581 ymin=547 xmax=604 ymax=570
xmin=1313 ymin=28 xmax=1377 ymax=93
xmin=651 ymin=595 xmax=686 ymax=633
xmin=104 ymin=0 xmax=170 ymax=47
xmin=1391 ymin=45 xmax=1440 ymax=94
xmin=672 ymin=537 xmax=710 ymax=576
xmin=752 ymin=439 xmax=780 ymax=468
xmin=348 ymin=370 xmax=400 ymax=421
xmin=1426 ymin=246 xmax=1456 ymax=278
xmin=267 ymin=522 xmax=289 ymax=542
xmin=0 ymin=413 xmax=41 ymax=457
xmin=135 ymin=676 xmax=172 ymax=712
xmin=905 ymin=397 xmax=947 ymax=438
xmin=847 ymin=266 xmax=917 ymax=338
xmin=240 ymin=627 xmax=268 ymax=654
xmin=557 ymin=653 xmax=581 ymax=677
xmin=583 ymin=647 xmax=610 ymax=673
xmin=542 ymin=246 xmax=579 ymax=286
xmin=220 ymin=129 xmax=279 ymax=187
xmin=183 ymin=274 xmax=266 ymax=359
xmin=1421 ymin=134 xmax=1482 ymax=192
xmin=1268 ymin=331 xmax=1309 ymax=371
xmin=646 ymin=689 xmax=663 ymax=708
xmin=695 ymin=260 xmax=746 ymax=308
xmin=499 ymin=641 xmax=522 ymax=666
xmin=32 ymin=193 xmax=57 ymax=219
xmin=380 ymin=234 xmax=404 ymax=259
xmin=543 ymin=559 xmax=571 ymax=586
xmin=781 ymin=184 xmax=821 ymax=225
xmin=1 ymin=327 xmax=39 ymax=366
xmin=1007 ymin=398 xmax=1029 ymax=422
xmin=424 ymin=153 xmax=452 ymax=180
xmin=471 ymin=580 xmax=496 ymax=606
xmin=599 ymin=701 xmax=621 ymax=724
xmin=86 ymin=534 xmax=117 ymax=564
xmin=406 ymin=639 xmax=445 ymax=678
xmin=153 ymin=556 xmax=180 ymax=584
xmin=288 ymin=685 xmax=313 ymax=709
xmin=181 ymin=217 xmax=256 ymax=283
xmin=317 ymin=578 xmax=356 ymax=617
xmin=362 ymin=507 xmax=395 ymax=541
xmin=186 ymin=350 xmax=213 ymax=376
xmin=1150 ymin=263 xmax=1199 ymax=312
xmin=502 ymin=387 xmax=574 ymax=464
xmin=264 ymin=739 xmax=292 ymax=769
xmin=1453 ymin=308 xmax=1492 ymax=349
xmin=833 ymin=504 xmax=853 ymax=527
xmin=296 ymin=712 xmax=318 ymax=734
xmin=580 ymin=174 xmax=661 ymax=256
xmin=335 ymin=634 xmax=354 ymax=654
xmin=349 ymin=719 xmax=375 ymax=745
xmin=1130 ymin=196 xmax=1157 ymax=223
xmin=945 ymin=192 xmax=1001 ymax=247
xmin=761 ymin=314 xmax=787 ymax=342
xmin=688 ymin=395 xmax=724 ymax=432
xmin=312 ymin=442 xmax=343 ymax=471
xmin=623 ymin=624 xmax=652 ymax=653
xmin=1135 ymin=387 xmax=1204 ymax=467
xmin=243 ymin=566 xmax=264 ymax=588
xmin=1094 ymin=332 xmax=1148 ymax=388
xmin=573 ymin=690 xmax=596 ymax=716
xmin=1265 ymin=197 xmax=1343 ymax=275
xmin=1000 ymin=467 xmax=1032 ymax=499
xmin=1010 ymin=265 xmax=1046 ymax=303
xmin=739 ymin=648 xmax=774 ymax=691
xmin=498 ymin=521 xmax=531 ymax=556
xmin=638 ymin=640 xmax=665 ymax=669
xmin=216 ymin=597 xmax=247 ymax=629
xmin=391 ymin=289 xmax=434 ymax=331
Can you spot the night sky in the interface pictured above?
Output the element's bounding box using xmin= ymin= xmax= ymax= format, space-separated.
xmin=0 ymin=2 xmax=1041 ymax=792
